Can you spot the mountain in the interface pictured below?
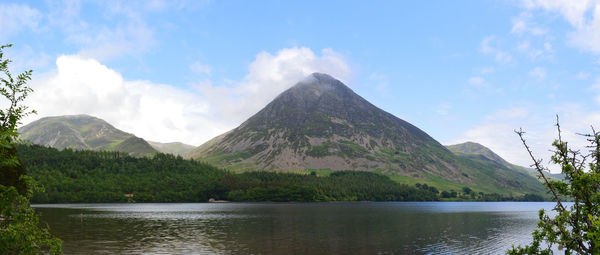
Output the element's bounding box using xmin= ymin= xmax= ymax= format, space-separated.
xmin=447 ymin=141 xmax=564 ymax=181
xmin=187 ymin=73 xmax=464 ymax=179
xmin=186 ymin=73 xmax=546 ymax=194
xmin=447 ymin=142 xmax=512 ymax=168
xmin=148 ymin=141 xmax=195 ymax=156
xmin=19 ymin=115 xmax=157 ymax=157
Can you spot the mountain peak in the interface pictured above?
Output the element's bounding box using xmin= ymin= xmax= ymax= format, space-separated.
xmin=286 ymin=72 xmax=351 ymax=98
xmin=188 ymin=73 xmax=463 ymax=180
xmin=446 ymin=141 xmax=510 ymax=167
xmin=37 ymin=114 xmax=97 ymax=121
xmin=306 ymin=72 xmax=339 ymax=84
xmin=297 ymin=72 xmax=338 ymax=84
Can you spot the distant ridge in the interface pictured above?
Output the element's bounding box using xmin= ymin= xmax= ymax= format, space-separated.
xmin=447 ymin=141 xmax=564 ymax=181
xmin=446 ymin=141 xmax=511 ymax=167
xmin=19 ymin=114 xmax=157 ymax=157
xmin=148 ymin=141 xmax=195 ymax=156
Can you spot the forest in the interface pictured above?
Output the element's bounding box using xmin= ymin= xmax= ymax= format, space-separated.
xmin=17 ymin=144 xmax=541 ymax=203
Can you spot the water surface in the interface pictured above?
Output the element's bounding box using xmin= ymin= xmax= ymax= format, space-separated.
xmin=34 ymin=202 xmax=556 ymax=254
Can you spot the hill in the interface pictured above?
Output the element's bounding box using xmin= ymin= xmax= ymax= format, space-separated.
xmin=19 ymin=115 xmax=157 ymax=157
xmin=148 ymin=141 xmax=195 ymax=156
xmin=447 ymin=141 xmax=563 ymax=181
xmin=447 ymin=142 xmax=512 ymax=167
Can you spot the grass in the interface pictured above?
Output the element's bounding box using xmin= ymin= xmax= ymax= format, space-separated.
xmin=200 ymin=153 xmax=545 ymax=197
xmin=258 ymin=168 xmax=497 ymax=195
xmin=386 ymin=173 xmax=472 ymax=193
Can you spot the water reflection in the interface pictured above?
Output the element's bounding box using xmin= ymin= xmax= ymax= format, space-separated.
xmin=34 ymin=202 xmax=554 ymax=254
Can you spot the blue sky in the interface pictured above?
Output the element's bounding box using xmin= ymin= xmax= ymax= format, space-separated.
xmin=1 ymin=0 xmax=599 ymax=168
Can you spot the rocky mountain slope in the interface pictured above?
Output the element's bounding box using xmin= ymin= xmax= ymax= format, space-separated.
xmin=19 ymin=115 xmax=157 ymax=157
xmin=187 ymin=73 xmax=462 ymax=179
xmin=185 ymin=73 xmax=547 ymax=194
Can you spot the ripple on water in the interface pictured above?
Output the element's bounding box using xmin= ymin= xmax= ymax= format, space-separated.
xmin=34 ymin=202 xmax=559 ymax=254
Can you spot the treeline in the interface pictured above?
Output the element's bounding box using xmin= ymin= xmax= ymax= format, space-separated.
xmin=17 ymin=145 xmax=439 ymax=203
xmin=18 ymin=145 xmax=227 ymax=203
xmin=225 ymin=171 xmax=439 ymax=201
xmin=437 ymin=186 xmax=545 ymax=202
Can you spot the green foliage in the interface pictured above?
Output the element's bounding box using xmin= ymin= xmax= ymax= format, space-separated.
xmin=225 ymin=171 xmax=439 ymax=201
xmin=462 ymin=187 xmax=472 ymax=195
xmin=440 ymin=190 xmax=453 ymax=198
xmin=18 ymin=144 xmax=546 ymax=203
xmin=415 ymin=183 xmax=439 ymax=194
xmin=0 ymin=44 xmax=36 ymax=137
xmin=19 ymin=144 xmax=228 ymax=203
xmin=0 ymin=44 xmax=61 ymax=254
xmin=521 ymin=193 xmax=544 ymax=202
xmin=18 ymin=144 xmax=442 ymax=202
xmin=508 ymin=118 xmax=600 ymax=254
xmin=0 ymin=178 xmax=62 ymax=254
xmin=0 ymin=44 xmax=35 ymax=193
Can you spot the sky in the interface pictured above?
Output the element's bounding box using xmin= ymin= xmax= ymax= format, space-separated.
xmin=1 ymin=0 xmax=600 ymax=170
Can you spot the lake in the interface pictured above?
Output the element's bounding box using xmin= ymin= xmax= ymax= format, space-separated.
xmin=33 ymin=202 xmax=557 ymax=254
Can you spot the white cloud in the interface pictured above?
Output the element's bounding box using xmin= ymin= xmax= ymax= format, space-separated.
xmin=45 ymin=0 xmax=84 ymax=35
xmin=74 ymin=19 xmax=155 ymax=61
xmin=140 ymin=0 xmax=213 ymax=11
xmin=529 ymin=66 xmax=547 ymax=80
xmin=190 ymin=62 xmax=212 ymax=75
xmin=516 ymin=40 xmax=553 ymax=60
xmin=24 ymin=55 xmax=219 ymax=144
xmin=41 ymin=0 xmax=156 ymax=61
xmin=468 ymin=76 xmax=488 ymax=87
xmin=593 ymin=77 xmax=600 ymax=104
xmin=576 ymin=71 xmax=590 ymax=79
xmin=23 ymin=47 xmax=351 ymax=145
xmin=194 ymin=47 xmax=351 ymax=127
xmin=0 ymin=3 xmax=42 ymax=38
xmin=466 ymin=76 xmax=503 ymax=94
xmin=4 ymin=45 xmax=51 ymax=72
xmin=479 ymin=67 xmax=495 ymax=74
xmin=450 ymin=103 xmax=600 ymax=172
xmin=436 ymin=103 xmax=452 ymax=116
xmin=521 ymin=0 xmax=600 ymax=54
xmin=511 ymin=11 xmax=548 ymax=35
xmin=480 ymin=36 xmax=514 ymax=64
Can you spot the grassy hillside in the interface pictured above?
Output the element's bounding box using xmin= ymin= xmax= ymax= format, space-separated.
xmin=446 ymin=142 xmax=560 ymax=191
xmin=148 ymin=141 xmax=195 ymax=156
xmin=19 ymin=115 xmax=157 ymax=157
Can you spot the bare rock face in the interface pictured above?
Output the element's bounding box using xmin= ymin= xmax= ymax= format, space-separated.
xmin=187 ymin=73 xmax=465 ymax=181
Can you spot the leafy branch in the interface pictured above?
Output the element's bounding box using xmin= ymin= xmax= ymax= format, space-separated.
xmin=509 ymin=115 xmax=600 ymax=254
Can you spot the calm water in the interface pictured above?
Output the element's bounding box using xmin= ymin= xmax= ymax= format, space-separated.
xmin=33 ymin=202 xmax=557 ymax=254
